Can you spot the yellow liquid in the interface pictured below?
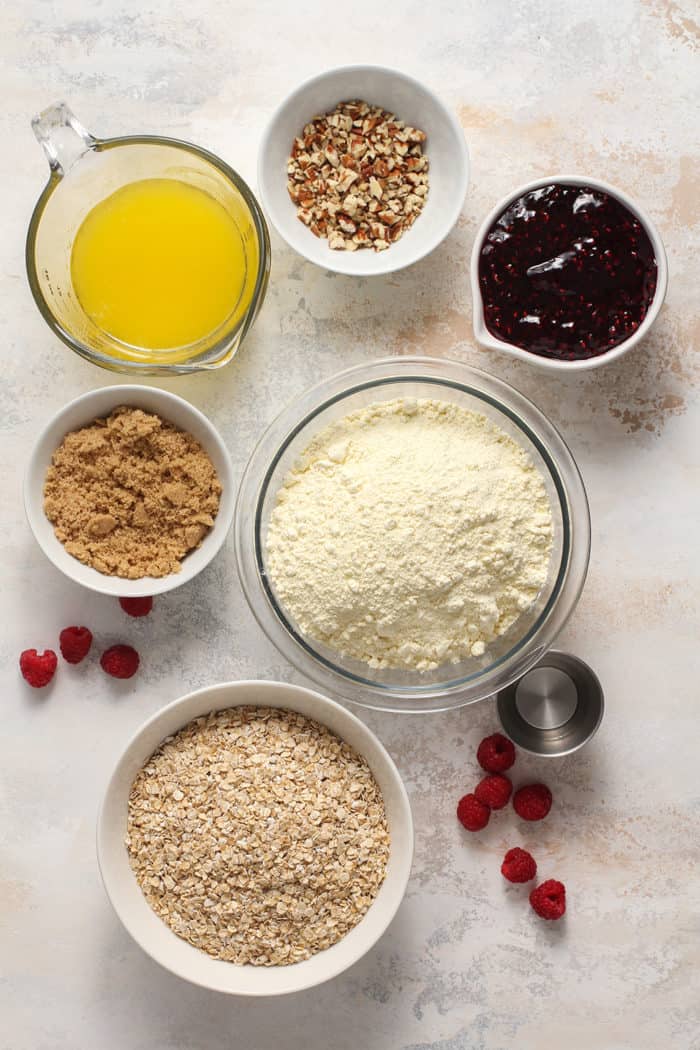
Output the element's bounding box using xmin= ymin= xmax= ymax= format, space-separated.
xmin=71 ymin=178 xmax=258 ymax=354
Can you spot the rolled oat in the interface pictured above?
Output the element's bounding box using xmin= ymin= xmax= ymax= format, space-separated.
xmin=126 ymin=706 xmax=390 ymax=966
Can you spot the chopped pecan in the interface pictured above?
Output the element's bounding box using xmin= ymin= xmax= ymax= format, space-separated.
xmin=337 ymin=214 xmax=357 ymax=235
xmin=368 ymin=176 xmax=383 ymax=199
xmin=286 ymin=100 xmax=429 ymax=251
xmin=337 ymin=168 xmax=359 ymax=193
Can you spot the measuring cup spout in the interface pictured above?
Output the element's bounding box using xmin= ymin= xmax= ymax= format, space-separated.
xmin=31 ymin=102 xmax=96 ymax=177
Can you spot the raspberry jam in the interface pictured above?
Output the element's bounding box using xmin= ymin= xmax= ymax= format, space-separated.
xmin=478 ymin=183 xmax=657 ymax=361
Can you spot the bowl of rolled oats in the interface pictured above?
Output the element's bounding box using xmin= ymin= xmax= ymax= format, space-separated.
xmin=258 ymin=65 xmax=469 ymax=275
xmin=97 ymin=679 xmax=414 ymax=995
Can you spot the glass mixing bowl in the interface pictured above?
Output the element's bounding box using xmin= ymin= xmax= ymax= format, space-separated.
xmin=234 ymin=357 xmax=590 ymax=713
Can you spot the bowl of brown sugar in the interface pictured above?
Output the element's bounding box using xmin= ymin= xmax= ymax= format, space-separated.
xmin=24 ymin=386 xmax=234 ymax=596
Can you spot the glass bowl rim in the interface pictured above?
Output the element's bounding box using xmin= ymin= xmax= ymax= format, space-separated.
xmin=234 ymin=356 xmax=591 ymax=713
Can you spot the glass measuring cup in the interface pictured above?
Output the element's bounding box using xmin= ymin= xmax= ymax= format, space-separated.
xmin=26 ymin=103 xmax=270 ymax=375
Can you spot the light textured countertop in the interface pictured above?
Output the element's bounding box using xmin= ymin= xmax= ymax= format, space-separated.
xmin=2 ymin=3 xmax=699 ymax=1048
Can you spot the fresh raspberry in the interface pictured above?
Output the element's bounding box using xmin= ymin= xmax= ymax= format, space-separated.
xmin=59 ymin=626 xmax=93 ymax=664
xmin=474 ymin=774 xmax=512 ymax=810
xmin=501 ymin=847 xmax=537 ymax=883
xmin=119 ymin=596 xmax=153 ymax=618
xmin=19 ymin=649 xmax=58 ymax=688
xmin=477 ymin=732 xmax=516 ymax=773
xmin=100 ymin=644 xmax=140 ymax=679
xmin=457 ymin=793 xmax=491 ymax=832
xmin=513 ymin=783 xmax=552 ymax=821
xmin=530 ymin=879 xmax=566 ymax=920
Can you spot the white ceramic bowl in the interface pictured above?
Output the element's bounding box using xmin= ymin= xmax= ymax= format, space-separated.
xmin=258 ymin=64 xmax=469 ymax=276
xmin=97 ymin=679 xmax=414 ymax=996
xmin=24 ymin=385 xmax=234 ymax=597
xmin=470 ymin=174 xmax=668 ymax=372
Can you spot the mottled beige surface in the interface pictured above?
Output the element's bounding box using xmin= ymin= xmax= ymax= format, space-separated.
xmin=1 ymin=2 xmax=698 ymax=1049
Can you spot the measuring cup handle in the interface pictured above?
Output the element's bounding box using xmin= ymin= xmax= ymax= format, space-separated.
xmin=31 ymin=102 xmax=96 ymax=176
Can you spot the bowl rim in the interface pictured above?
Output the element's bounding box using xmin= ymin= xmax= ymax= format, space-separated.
xmin=23 ymin=384 xmax=235 ymax=596
xmin=469 ymin=173 xmax=669 ymax=372
xmin=234 ymin=356 xmax=591 ymax=713
xmin=257 ymin=63 xmax=470 ymax=277
xmin=96 ymin=678 xmax=414 ymax=996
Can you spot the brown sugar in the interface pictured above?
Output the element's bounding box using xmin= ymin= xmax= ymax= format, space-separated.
xmin=43 ymin=406 xmax=222 ymax=579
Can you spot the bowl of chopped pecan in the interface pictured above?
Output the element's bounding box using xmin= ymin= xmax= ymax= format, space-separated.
xmin=258 ymin=65 xmax=469 ymax=275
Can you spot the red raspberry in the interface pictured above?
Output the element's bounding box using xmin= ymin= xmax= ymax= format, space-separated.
xmin=513 ymin=783 xmax=552 ymax=821
xmin=19 ymin=649 xmax=58 ymax=688
xmin=59 ymin=626 xmax=93 ymax=664
xmin=100 ymin=644 xmax=140 ymax=679
xmin=474 ymin=774 xmax=512 ymax=810
xmin=457 ymin=793 xmax=490 ymax=832
xmin=477 ymin=732 xmax=515 ymax=773
xmin=119 ymin=596 xmax=153 ymax=617
xmin=501 ymin=847 xmax=537 ymax=883
xmin=530 ymin=879 xmax=566 ymax=920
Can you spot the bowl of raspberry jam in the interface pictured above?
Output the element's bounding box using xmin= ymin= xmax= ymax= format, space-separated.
xmin=471 ymin=175 xmax=667 ymax=371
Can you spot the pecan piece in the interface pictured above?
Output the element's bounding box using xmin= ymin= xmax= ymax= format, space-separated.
xmin=286 ymin=100 xmax=429 ymax=252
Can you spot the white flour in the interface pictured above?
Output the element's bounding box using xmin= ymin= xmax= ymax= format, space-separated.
xmin=265 ymin=398 xmax=553 ymax=671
